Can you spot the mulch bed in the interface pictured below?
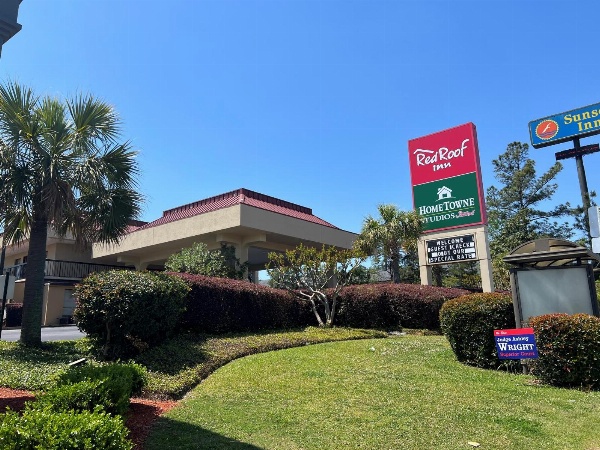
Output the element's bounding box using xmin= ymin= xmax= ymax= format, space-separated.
xmin=0 ymin=387 xmax=177 ymax=450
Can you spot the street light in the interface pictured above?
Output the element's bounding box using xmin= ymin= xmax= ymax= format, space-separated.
xmin=0 ymin=0 xmax=23 ymax=57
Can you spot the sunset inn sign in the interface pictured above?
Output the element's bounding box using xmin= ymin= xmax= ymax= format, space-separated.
xmin=408 ymin=123 xmax=494 ymax=292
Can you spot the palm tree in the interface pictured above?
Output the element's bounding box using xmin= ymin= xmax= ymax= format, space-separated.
xmin=356 ymin=204 xmax=422 ymax=283
xmin=0 ymin=82 xmax=143 ymax=347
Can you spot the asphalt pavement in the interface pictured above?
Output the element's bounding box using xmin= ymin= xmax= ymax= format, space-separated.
xmin=0 ymin=325 xmax=85 ymax=342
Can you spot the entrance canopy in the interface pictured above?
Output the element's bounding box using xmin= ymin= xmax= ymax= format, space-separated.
xmin=503 ymin=238 xmax=600 ymax=268
xmin=92 ymin=188 xmax=357 ymax=271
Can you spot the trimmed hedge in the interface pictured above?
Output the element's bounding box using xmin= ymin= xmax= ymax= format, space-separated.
xmin=334 ymin=283 xmax=468 ymax=330
xmin=530 ymin=314 xmax=600 ymax=389
xmin=74 ymin=271 xmax=190 ymax=359
xmin=4 ymin=303 xmax=22 ymax=327
xmin=49 ymin=362 xmax=147 ymax=416
xmin=440 ymin=292 xmax=517 ymax=369
xmin=0 ymin=408 xmax=132 ymax=450
xmin=173 ymin=273 xmax=313 ymax=333
xmin=174 ymin=275 xmax=468 ymax=333
xmin=35 ymin=379 xmax=114 ymax=414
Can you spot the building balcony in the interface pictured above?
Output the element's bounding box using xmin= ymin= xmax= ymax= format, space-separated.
xmin=5 ymin=259 xmax=134 ymax=281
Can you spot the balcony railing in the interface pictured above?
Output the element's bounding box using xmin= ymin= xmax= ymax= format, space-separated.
xmin=5 ymin=259 xmax=134 ymax=280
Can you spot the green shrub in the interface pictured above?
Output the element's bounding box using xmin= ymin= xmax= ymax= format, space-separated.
xmin=174 ymin=275 xmax=468 ymax=334
xmin=440 ymin=292 xmax=517 ymax=369
xmin=74 ymin=270 xmax=190 ymax=359
xmin=51 ymin=362 xmax=147 ymax=415
xmin=0 ymin=408 xmax=132 ymax=449
xmin=335 ymin=283 xmax=469 ymax=330
xmin=173 ymin=273 xmax=312 ymax=333
xmin=165 ymin=242 xmax=248 ymax=279
xmin=530 ymin=313 xmax=600 ymax=389
xmin=35 ymin=379 xmax=113 ymax=414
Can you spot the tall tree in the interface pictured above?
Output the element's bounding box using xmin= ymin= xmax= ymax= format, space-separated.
xmin=0 ymin=82 xmax=142 ymax=347
xmin=486 ymin=142 xmax=572 ymax=289
xmin=355 ymin=205 xmax=422 ymax=283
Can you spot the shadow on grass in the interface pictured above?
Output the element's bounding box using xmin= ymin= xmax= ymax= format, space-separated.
xmin=134 ymin=334 xmax=212 ymax=376
xmin=145 ymin=416 xmax=264 ymax=450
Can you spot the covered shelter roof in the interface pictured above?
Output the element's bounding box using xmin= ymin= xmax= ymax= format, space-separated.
xmin=503 ymin=238 xmax=600 ymax=268
xmin=92 ymin=188 xmax=357 ymax=271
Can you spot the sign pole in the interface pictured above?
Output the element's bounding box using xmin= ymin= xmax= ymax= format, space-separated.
xmin=573 ymin=138 xmax=592 ymax=246
xmin=0 ymin=271 xmax=9 ymax=339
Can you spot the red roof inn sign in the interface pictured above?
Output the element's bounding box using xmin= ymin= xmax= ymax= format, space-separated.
xmin=409 ymin=123 xmax=494 ymax=292
xmin=408 ymin=123 xmax=487 ymax=233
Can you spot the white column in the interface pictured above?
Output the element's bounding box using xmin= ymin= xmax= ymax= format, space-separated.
xmin=417 ymin=237 xmax=433 ymax=286
xmin=476 ymin=227 xmax=494 ymax=292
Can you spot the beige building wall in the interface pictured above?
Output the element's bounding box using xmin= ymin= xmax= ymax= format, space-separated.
xmin=93 ymin=203 xmax=357 ymax=271
xmin=11 ymin=280 xmax=24 ymax=303
xmin=42 ymin=285 xmax=73 ymax=326
xmin=51 ymin=242 xmax=93 ymax=262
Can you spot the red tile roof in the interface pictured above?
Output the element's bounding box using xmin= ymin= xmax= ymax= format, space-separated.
xmin=132 ymin=189 xmax=338 ymax=232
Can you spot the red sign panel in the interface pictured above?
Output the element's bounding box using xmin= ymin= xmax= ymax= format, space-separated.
xmin=408 ymin=122 xmax=487 ymax=233
xmin=408 ymin=122 xmax=481 ymax=186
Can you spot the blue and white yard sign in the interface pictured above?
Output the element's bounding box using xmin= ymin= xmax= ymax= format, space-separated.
xmin=494 ymin=328 xmax=538 ymax=360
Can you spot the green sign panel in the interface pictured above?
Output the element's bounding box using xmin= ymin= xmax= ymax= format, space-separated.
xmin=413 ymin=172 xmax=482 ymax=231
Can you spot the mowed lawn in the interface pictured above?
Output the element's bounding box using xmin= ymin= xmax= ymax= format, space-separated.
xmin=146 ymin=335 xmax=600 ymax=450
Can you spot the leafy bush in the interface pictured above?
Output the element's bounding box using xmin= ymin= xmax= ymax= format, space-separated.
xmin=165 ymin=242 xmax=248 ymax=279
xmin=440 ymin=292 xmax=517 ymax=369
xmin=335 ymin=283 xmax=469 ymax=330
xmin=173 ymin=273 xmax=312 ymax=333
xmin=4 ymin=303 xmax=22 ymax=327
xmin=74 ymin=270 xmax=190 ymax=359
xmin=0 ymin=407 xmax=132 ymax=450
xmin=174 ymin=275 xmax=466 ymax=334
xmin=51 ymin=362 xmax=147 ymax=415
xmin=35 ymin=379 xmax=113 ymax=414
xmin=530 ymin=314 xmax=600 ymax=389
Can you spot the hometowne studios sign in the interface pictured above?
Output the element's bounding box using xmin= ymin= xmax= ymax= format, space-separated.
xmin=408 ymin=122 xmax=494 ymax=291
xmin=408 ymin=122 xmax=486 ymax=232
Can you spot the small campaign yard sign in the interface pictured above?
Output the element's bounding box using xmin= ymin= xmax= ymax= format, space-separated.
xmin=494 ymin=328 xmax=538 ymax=360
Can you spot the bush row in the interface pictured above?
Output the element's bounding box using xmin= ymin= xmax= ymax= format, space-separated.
xmin=440 ymin=292 xmax=600 ymax=390
xmin=176 ymin=276 xmax=468 ymax=333
xmin=75 ymin=271 xmax=469 ymax=359
xmin=0 ymin=363 xmax=145 ymax=449
xmin=335 ymin=283 xmax=469 ymax=330
xmin=173 ymin=273 xmax=314 ymax=333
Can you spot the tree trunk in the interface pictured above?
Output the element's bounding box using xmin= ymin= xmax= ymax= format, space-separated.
xmin=19 ymin=205 xmax=48 ymax=347
xmin=308 ymin=297 xmax=324 ymax=327
xmin=390 ymin=254 xmax=401 ymax=283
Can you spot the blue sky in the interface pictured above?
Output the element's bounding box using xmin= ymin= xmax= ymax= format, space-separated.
xmin=2 ymin=0 xmax=599 ymax=235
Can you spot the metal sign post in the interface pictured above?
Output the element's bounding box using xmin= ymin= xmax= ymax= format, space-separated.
xmin=0 ymin=271 xmax=10 ymax=339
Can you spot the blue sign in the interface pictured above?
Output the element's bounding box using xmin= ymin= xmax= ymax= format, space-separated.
xmin=529 ymin=102 xmax=600 ymax=148
xmin=494 ymin=328 xmax=538 ymax=360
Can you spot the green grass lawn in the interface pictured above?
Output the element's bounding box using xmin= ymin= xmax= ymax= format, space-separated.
xmin=0 ymin=327 xmax=385 ymax=397
xmin=146 ymin=336 xmax=600 ymax=450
